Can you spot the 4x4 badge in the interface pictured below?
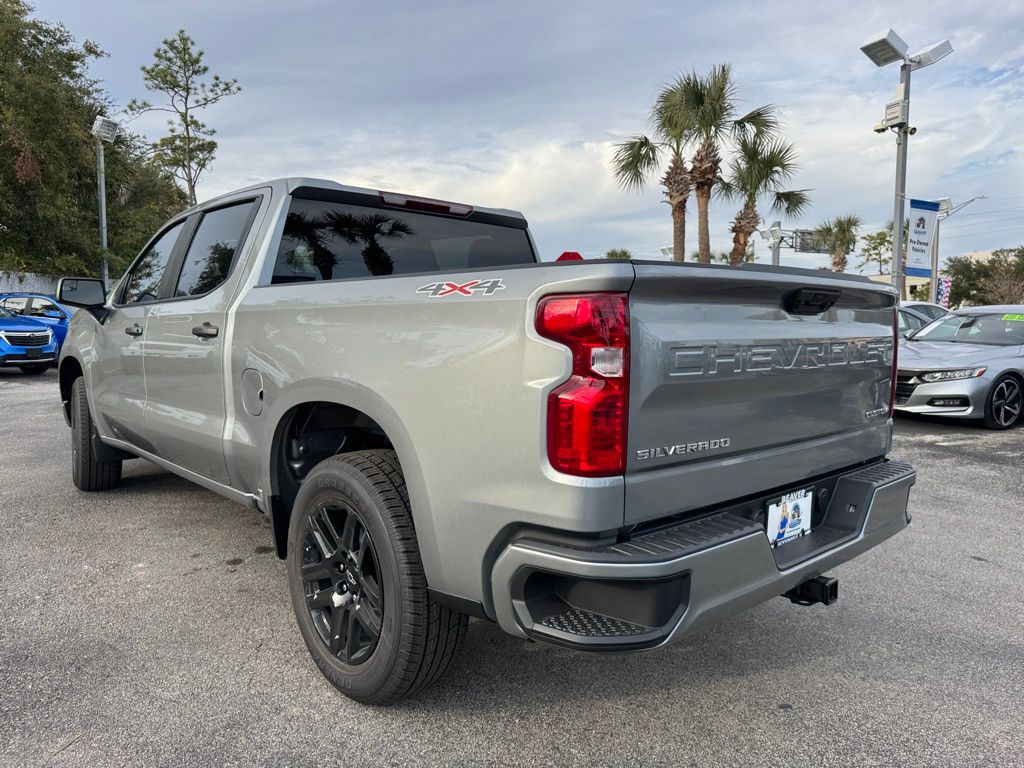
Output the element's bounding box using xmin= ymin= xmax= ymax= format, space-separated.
xmin=417 ymin=279 xmax=506 ymax=298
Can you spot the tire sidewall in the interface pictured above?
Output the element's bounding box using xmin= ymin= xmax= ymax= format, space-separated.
xmin=286 ymin=461 xmax=408 ymax=701
xmin=985 ymin=375 xmax=1022 ymax=430
xmin=71 ymin=377 xmax=84 ymax=486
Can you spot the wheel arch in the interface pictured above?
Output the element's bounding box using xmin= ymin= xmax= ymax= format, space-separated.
xmin=58 ymin=354 xmax=84 ymax=427
xmin=262 ymin=383 xmax=437 ymax=579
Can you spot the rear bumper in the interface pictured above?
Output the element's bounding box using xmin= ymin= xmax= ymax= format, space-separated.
xmin=490 ymin=460 xmax=915 ymax=650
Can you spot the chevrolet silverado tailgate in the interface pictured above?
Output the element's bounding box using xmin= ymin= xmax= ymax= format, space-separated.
xmin=625 ymin=262 xmax=896 ymax=526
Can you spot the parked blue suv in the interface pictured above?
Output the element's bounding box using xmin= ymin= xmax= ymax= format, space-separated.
xmin=0 ymin=292 xmax=73 ymax=348
xmin=0 ymin=305 xmax=58 ymax=374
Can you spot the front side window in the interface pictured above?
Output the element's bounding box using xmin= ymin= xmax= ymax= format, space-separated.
xmin=121 ymin=221 xmax=185 ymax=305
xmin=174 ymin=201 xmax=256 ymax=297
xmin=271 ymin=199 xmax=535 ymax=284
xmin=1 ymin=297 xmax=28 ymax=314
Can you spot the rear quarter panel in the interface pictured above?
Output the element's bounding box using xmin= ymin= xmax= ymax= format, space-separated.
xmin=229 ymin=262 xmax=634 ymax=606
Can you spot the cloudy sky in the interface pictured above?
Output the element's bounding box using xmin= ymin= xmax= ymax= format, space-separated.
xmin=36 ymin=0 xmax=1024 ymax=269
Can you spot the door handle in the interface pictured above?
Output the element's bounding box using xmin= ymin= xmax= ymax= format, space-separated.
xmin=191 ymin=322 xmax=219 ymax=339
xmin=124 ymin=324 xmax=143 ymax=337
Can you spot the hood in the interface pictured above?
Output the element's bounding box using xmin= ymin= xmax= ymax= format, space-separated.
xmin=899 ymin=340 xmax=1020 ymax=369
xmin=0 ymin=315 xmax=50 ymax=332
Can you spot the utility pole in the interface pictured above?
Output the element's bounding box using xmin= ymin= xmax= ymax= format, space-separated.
xmin=861 ymin=29 xmax=953 ymax=301
xmin=890 ymin=62 xmax=911 ymax=300
xmin=95 ymin=139 xmax=109 ymax=287
xmin=91 ymin=116 xmax=119 ymax=289
xmin=928 ymin=195 xmax=986 ymax=303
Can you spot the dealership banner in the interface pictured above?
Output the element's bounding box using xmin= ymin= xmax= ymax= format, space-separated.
xmin=906 ymin=199 xmax=940 ymax=277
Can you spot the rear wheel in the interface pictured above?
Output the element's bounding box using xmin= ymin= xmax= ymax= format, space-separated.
xmin=287 ymin=450 xmax=467 ymax=705
xmin=70 ymin=377 xmax=122 ymax=490
xmin=983 ymin=375 xmax=1022 ymax=430
xmin=19 ymin=364 xmax=49 ymax=375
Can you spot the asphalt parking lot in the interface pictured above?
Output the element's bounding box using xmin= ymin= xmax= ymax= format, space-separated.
xmin=1 ymin=370 xmax=1022 ymax=767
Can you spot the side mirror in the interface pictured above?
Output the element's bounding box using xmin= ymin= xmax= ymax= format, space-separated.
xmin=57 ymin=277 xmax=106 ymax=308
xmin=43 ymin=310 xmax=63 ymax=319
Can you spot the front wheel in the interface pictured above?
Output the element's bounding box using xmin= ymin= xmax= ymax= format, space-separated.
xmin=983 ymin=375 xmax=1022 ymax=430
xmin=287 ymin=450 xmax=467 ymax=705
xmin=70 ymin=377 xmax=122 ymax=490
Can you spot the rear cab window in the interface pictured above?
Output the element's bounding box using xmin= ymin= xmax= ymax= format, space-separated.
xmin=270 ymin=196 xmax=535 ymax=285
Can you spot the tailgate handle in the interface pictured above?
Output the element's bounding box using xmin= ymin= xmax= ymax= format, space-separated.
xmin=783 ymin=288 xmax=841 ymax=316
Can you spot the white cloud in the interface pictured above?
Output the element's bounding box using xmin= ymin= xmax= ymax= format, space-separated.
xmin=32 ymin=0 xmax=1024 ymax=267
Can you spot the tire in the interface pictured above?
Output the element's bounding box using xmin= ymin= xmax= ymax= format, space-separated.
xmin=287 ymin=450 xmax=468 ymax=705
xmin=70 ymin=377 xmax=122 ymax=491
xmin=19 ymin=364 xmax=49 ymax=375
xmin=982 ymin=375 xmax=1022 ymax=430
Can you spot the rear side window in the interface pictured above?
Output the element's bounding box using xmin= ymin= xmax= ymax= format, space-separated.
xmin=271 ymin=199 xmax=534 ymax=284
xmin=28 ymin=298 xmax=61 ymax=317
xmin=121 ymin=221 xmax=185 ymax=305
xmin=174 ymin=201 xmax=256 ymax=297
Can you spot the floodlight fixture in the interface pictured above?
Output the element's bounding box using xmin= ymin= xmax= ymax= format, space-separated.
xmin=91 ymin=116 xmax=119 ymax=143
xmin=860 ymin=29 xmax=909 ymax=67
xmin=910 ymin=40 xmax=954 ymax=71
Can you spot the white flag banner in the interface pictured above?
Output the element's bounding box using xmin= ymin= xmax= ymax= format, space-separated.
xmin=906 ymin=199 xmax=939 ymax=277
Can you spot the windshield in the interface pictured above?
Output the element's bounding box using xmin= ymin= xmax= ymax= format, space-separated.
xmin=0 ymin=306 xmax=12 ymax=318
xmin=913 ymin=312 xmax=1024 ymax=346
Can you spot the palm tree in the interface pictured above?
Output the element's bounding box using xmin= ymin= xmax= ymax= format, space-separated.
xmin=611 ymin=81 xmax=695 ymax=262
xmin=719 ymin=136 xmax=810 ymax=265
xmin=674 ymin=64 xmax=778 ymax=263
xmin=605 ymin=248 xmax=632 ymax=260
xmin=811 ymin=215 xmax=861 ymax=273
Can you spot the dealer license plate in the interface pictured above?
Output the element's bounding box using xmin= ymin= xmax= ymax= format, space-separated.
xmin=765 ymin=488 xmax=813 ymax=547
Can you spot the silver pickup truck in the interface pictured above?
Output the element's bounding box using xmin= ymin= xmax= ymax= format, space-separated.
xmin=56 ymin=178 xmax=916 ymax=704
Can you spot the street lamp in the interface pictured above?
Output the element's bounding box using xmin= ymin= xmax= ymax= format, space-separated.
xmin=91 ymin=116 xmax=119 ymax=288
xmin=928 ymin=194 xmax=987 ymax=302
xmin=757 ymin=221 xmax=784 ymax=265
xmin=861 ymin=29 xmax=953 ymax=299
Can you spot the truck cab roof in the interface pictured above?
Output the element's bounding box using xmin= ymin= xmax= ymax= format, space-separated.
xmin=186 ymin=177 xmax=527 ymax=223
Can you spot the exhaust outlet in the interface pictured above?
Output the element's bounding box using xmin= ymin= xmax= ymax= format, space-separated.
xmin=785 ymin=575 xmax=838 ymax=606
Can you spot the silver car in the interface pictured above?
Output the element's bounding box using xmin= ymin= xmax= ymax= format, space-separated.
xmin=895 ymin=305 xmax=1024 ymax=429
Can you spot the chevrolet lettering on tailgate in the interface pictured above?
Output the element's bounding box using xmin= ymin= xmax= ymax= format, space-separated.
xmin=668 ymin=338 xmax=893 ymax=378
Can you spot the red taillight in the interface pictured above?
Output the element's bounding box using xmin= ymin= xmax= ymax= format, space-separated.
xmin=890 ymin=308 xmax=899 ymax=416
xmin=536 ymin=293 xmax=629 ymax=476
xmin=556 ymin=251 xmax=584 ymax=261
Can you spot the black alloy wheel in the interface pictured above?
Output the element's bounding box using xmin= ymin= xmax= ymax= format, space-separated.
xmin=300 ymin=502 xmax=384 ymax=664
xmin=286 ymin=450 xmax=468 ymax=704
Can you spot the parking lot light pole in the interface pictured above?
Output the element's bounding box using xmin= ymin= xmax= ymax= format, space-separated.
xmin=91 ymin=116 xmax=119 ymax=288
xmin=928 ymin=195 xmax=986 ymax=302
xmin=861 ymin=30 xmax=953 ymax=300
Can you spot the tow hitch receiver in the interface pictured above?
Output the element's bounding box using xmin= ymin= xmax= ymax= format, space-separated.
xmin=785 ymin=575 xmax=838 ymax=606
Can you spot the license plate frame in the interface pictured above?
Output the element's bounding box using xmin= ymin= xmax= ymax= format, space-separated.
xmin=765 ymin=487 xmax=813 ymax=547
